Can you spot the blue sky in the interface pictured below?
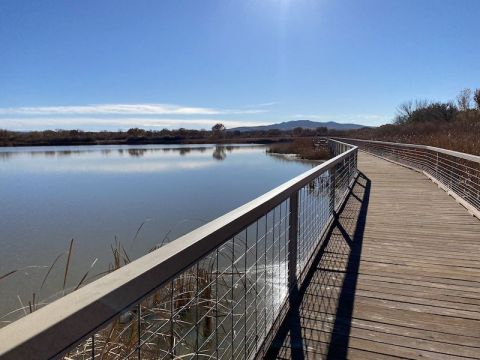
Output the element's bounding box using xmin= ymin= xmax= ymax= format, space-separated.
xmin=1 ymin=0 xmax=479 ymax=130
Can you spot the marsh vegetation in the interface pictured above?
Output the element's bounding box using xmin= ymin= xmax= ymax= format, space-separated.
xmin=267 ymin=137 xmax=330 ymax=160
xmin=348 ymin=88 xmax=480 ymax=155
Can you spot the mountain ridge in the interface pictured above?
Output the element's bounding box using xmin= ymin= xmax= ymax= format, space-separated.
xmin=229 ymin=120 xmax=366 ymax=132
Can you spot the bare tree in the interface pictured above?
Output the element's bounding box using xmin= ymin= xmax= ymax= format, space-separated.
xmin=398 ymin=100 xmax=414 ymax=117
xmin=394 ymin=101 xmax=414 ymax=124
xmin=457 ymin=88 xmax=472 ymax=111
xmin=394 ymin=100 xmax=428 ymax=124
xmin=474 ymin=89 xmax=480 ymax=111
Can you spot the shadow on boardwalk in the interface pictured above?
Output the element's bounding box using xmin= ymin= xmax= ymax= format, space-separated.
xmin=267 ymin=173 xmax=371 ymax=359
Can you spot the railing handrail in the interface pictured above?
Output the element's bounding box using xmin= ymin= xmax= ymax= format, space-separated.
xmin=335 ymin=137 xmax=480 ymax=163
xmin=0 ymin=141 xmax=357 ymax=360
xmin=337 ymin=136 xmax=480 ymax=221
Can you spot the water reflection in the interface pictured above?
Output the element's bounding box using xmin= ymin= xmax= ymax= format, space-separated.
xmin=0 ymin=144 xmax=259 ymax=161
xmin=0 ymin=145 xmax=267 ymax=173
xmin=0 ymin=143 xmax=316 ymax=327
xmin=0 ymin=152 xmax=11 ymax=160
xmin=0 ymin=144 xmax=322 ymax=176
xmin=267 ymin=152 xmax=319 ymax=167
xmin=212 ymin=145 xmax=227 ymax=160
xmin=128 ymin=148 xmax=147 ymax=157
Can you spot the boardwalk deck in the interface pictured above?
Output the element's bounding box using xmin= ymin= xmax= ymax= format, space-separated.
xmin=267 ymin=152 xmax=480 ymax=359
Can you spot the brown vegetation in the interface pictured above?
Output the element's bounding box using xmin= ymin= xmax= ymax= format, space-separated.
xmin=267 ymin=137 xmax=330 ymax=160
xmin=346 ymin=88 xmax=480 ymax=156
xmin=1 ymin=233 xmax=242 ymax=358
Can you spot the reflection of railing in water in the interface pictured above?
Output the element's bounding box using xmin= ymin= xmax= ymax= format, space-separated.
xmin=0 ymin=140 xmax=358 ymax=360
xmin=336 ymin=137 xmax=480 ymax=219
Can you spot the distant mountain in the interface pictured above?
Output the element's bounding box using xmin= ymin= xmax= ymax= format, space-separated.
xmin=229 ymin=120 xmax=366 ymax=132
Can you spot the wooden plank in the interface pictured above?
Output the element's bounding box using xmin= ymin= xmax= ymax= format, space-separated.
xmin=268 ymin=152 xmax=480 ymax=359
xmin=286 ymin=321 xmax=480 ymax=359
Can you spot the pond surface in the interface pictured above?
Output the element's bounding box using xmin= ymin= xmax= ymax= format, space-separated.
xmin=0 ymin=144 xmax=315 ymax=324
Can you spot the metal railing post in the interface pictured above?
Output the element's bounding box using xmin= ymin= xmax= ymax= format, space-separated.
xmin=330 ymin=166 xmax=336 ymax=213
xmin=288 ymin=191 xmax=299 ymax=291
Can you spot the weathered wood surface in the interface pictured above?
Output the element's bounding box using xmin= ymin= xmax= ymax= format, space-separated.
xmin=267 ymin=152 xmax=480 ymax=359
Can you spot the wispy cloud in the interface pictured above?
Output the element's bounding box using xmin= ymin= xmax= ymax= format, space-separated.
xmin=0 ymin=117 xmax=269 ymax=131
xmin=0 ymin=101 xmax=277 ymax=130
xmin=243 ymin=101 xmax=278 ymax=108
xmin=0 ymin=102 xmax=275 ymax=116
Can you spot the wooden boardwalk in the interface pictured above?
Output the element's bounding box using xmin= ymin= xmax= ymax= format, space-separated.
xmin=267 ymin=152 xmax=480 ymax=359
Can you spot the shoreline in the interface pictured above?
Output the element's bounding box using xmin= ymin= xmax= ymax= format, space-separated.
xmin=0 ymin=137 xmax=293 ymax=148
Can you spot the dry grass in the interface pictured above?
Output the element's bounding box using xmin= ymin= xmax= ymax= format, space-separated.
xmin=62 ymin=237 xmax=250 ymax=359
xmin=64 ymin=267 xmax=217 ymax=359
xmin=267 ymin=138 xmax=330 ymax=160
xmin=350 ymin=112 xmax=480 ymax=156
xmin=1 ymin=232 xmax=250 ymax=359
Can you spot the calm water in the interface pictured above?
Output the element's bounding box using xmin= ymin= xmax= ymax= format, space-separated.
xmin=0 ymin=144 xmax=314 ymax=324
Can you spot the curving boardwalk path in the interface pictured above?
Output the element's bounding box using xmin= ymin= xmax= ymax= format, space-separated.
xmin=267 ymin=152 xmax=480 ymax=359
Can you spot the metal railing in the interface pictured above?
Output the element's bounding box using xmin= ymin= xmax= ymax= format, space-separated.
xmin=0 ymin=140 xmax=358 ymax=360
xmin=337 ymin=138 xmax=480 ymax=219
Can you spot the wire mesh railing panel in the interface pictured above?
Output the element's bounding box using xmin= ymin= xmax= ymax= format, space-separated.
xmin=341 ymin=138 xmax=480 ymax=216
xmin=296 ymin=174 xmax=332 ymax=277
xmin=296 ymin=142 xmax=357 ymax=283
xmin=62 ymin=201 xmax=294 ymax=360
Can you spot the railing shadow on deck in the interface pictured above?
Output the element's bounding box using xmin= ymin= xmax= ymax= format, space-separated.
xmin=266 ymin=172 xmax=371 ymax=359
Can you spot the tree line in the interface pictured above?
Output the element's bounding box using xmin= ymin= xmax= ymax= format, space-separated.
xmin=393 ymin=88 xmax=480 ymax=124
xmin=0 ymin=123 xmax=344 ymax=147
xmin=349 ymin=88 xmax=480 ymax=155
